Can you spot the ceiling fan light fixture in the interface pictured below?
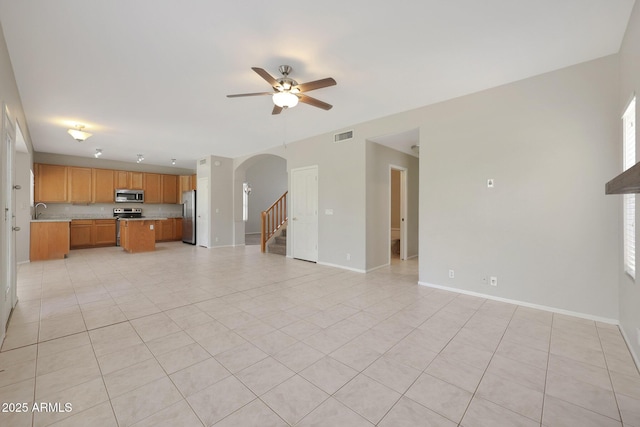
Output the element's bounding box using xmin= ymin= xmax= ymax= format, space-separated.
xmin=68 ymin=124 xmax=92 ymax=142
xmin=272 ymin=91 xmax=299 ymax=108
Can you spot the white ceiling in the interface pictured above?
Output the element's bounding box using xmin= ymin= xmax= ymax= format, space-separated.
xmin=0 ymin=0 xmax=635 ymax=169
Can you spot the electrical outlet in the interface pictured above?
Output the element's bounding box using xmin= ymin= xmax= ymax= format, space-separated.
xmin=449 ymin=270 xmax=455 ymax=279
xmin=150 ymin=224 xmax=154 ymax=230
xmin=490 ymin=276 xmax=498 ymax=287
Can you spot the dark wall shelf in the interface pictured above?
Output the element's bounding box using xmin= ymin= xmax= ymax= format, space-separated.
xmin=606 ymin=162 xmax=640 ymax=194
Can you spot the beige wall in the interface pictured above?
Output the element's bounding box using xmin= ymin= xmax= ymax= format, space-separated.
xmin=618 ymin=0 xmax=640 ymax=363
xmin=418 ymin=55 xmax=620 ymax=320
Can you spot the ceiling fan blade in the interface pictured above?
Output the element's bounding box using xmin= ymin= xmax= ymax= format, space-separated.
xmin=226 ymin=92 xmax=273 ymax=98
xmin=252 ymin=67 xmax=279 ymax=88
xmin=294 ymin=77 xmax=336 ymax=93
xmin=272 ymin=105 xmax=283 ymax=115
xmin=298 ymin=94 xmax=333 ymax=110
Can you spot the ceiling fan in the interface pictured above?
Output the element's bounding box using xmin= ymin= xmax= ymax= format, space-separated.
xmin=227 ymin=65 xmax=336 ymax=115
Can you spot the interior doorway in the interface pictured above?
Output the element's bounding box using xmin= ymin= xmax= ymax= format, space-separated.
xmin=390 ymin=165 xmax=407 ymax=261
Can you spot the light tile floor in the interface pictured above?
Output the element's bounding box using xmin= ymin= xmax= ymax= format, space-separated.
xmin=1 ymin=242 xmax=639 ymax=426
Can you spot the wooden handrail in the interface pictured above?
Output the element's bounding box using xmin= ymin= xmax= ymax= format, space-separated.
xmin=261 ymin=191 xmax=288 ymax=252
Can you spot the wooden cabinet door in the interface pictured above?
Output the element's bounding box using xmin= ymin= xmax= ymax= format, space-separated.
xmin=30 ymin=222 xmax=70 ymax=260
xmin=92 ymin=169 xmax=115 ymax=203
xmin=178 ymin=175 xmax=191 ymax=203
xmin=70 ymin=220 xmax=93 ymax=248
xmin=162 ymin=175 xmax=178 ymax=204
xmin=154 ymin=220 xmax=162 ymax=242
xmin=68 ymin=167 xmax=93 ymax=203
xmin=174 ymin=218 xmax=183 ymax=241
xmin=115 ymin=171 xmax=128 ymax=189
xmin=191 ymin=174 xmax=197 ymax=190
xmin=161 ymin=219 xmax=174 ymax=241
xmin=129 ymin=172 xmax=144 ymax=190
xmin=35 ymin=164 xmax=68 ymax=202
xmin=144 ymin=173 xmax=162 ymax=203
xmin=94 ymin=220 xmax=116 ymax=245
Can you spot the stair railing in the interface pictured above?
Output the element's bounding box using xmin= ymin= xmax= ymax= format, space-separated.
xmin=261 ymin=191 xmax=288 ymax=253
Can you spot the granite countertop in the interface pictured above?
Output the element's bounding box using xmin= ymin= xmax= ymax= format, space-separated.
xmin=30 ymin=219 xmax=72 ymax=223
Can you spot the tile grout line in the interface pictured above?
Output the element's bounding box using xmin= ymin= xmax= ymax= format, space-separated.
xmin=595 ymin=322 xmax=624 ymax=424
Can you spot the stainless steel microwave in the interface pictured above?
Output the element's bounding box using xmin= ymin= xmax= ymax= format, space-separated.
xmin=115 ymin=189 xmax=144 ymax=203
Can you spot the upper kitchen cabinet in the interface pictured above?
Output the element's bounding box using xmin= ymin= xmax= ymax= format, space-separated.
xmin=162 ymin=174 xmax=178 ymax=204
xmin=115 ymin=171 xmax=144 ymax=190
xmin=35 ymin=163 xmax=68 ymax=202
xmin=68 ymin=167 xmax=92 ymax=203
xmin=144 ymin=173 xmax=162 ymax=203
xmin=178 ymin=174 xmax=197 ymax=203
xmin=92 ymin=168 xmax=115 ymax=203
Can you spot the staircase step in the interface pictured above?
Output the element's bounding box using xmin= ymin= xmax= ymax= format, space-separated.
xmin=275 ymin=236 xmax=287 ymax=245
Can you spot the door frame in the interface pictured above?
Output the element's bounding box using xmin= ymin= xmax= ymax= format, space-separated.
xmin=2 ymin=103 xmax=16 ymax=343
xmin=290 ymin=165 xmax=319 ymax=262
xmin=389 ymin=165 xmax=408 ymax=261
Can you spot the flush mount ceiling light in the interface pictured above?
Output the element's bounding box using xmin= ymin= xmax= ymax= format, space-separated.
xmin=94 ymin=148 xmax=102 ymax=158
xmin=68 ymin=124 xmax=92 ymax=142
xmin=136 ymin=154 xmax=144 ymax=163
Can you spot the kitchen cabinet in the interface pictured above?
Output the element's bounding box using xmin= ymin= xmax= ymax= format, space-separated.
xmin=174 ymin=218 xmax=183 ymax=240
xmin=70 ymin=219 xmax=116 ymax=248
xmin=153 ymin=218 xmax=181 ymax=242
xmin=68 ymin=167 xmax=92 ymax=203
xmin=115 ymin=171 xmax=144 ymax=190
xmin=162 ymin=174 xmax=178 ymax=204
xmin=121 ymin=219 xmax=155 ymax=253
xmin=94 ymin=220 xmax=117 ymax=245
xmin=70 ymin=220 xmax=93 ymax=248
xmin=35 ymin=164 xmax=68 ymax=202
xmin=92 ymin=169 xmax=115 ymax=203
xmin=30 ymin=221 xmax=70 ymax=260
xmin=144 ymin=173 xmax=162 ymax=203
xmin=178 ymin=175 xmax=197 ymax=203
xmin=35 ymin=163 xmax=188 ymax=205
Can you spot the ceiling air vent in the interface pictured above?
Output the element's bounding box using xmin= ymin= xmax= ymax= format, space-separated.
xmin=334 ymin=130 xmax=354 ymax=143
xmin=199 ymin=158 xmax=207 ymax=165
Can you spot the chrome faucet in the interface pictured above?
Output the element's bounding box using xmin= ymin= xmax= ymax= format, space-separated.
xmin=35 ymin=202 xmax=47 ymax=219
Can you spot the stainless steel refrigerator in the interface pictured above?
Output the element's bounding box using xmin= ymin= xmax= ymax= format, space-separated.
xmin=182 ymin=190 xmax=196 ymax=244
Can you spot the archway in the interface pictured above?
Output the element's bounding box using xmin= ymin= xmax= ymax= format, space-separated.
xmin=233 ymin=154 xmax=287 ymax=246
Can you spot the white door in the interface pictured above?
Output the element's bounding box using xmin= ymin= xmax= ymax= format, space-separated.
xmin=196 ymin=177 xmax=209 ymax=247
xmin=291 ymin=166 xmax=318 ymax=262
xmin=2 ymin=106 xmax=16 ymax=341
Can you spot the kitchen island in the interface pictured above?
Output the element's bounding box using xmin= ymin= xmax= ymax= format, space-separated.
xmin=30 ymin=220 xmax=71 ymax=260
xmin=119 ymin=218 xmax=164 ymax=253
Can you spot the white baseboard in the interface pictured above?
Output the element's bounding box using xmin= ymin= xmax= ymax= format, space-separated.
xmin=18 ymin=260 xmax=30 ymax=265
xmin=367 ymin=263 xmax=390 ymax=273
xmin=619 ymin=326 xmax=640 ymax=373
xmin=419 ymin=281 xmax=619 ymax=325
xmin=317 ymin=261 xmax=366 ymax=273
xmin=406 ymin=254 xmax=418 ymax=260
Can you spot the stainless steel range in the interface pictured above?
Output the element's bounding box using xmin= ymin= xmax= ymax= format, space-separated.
xmin=114 ymin=208 xmax=143 ymax=246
